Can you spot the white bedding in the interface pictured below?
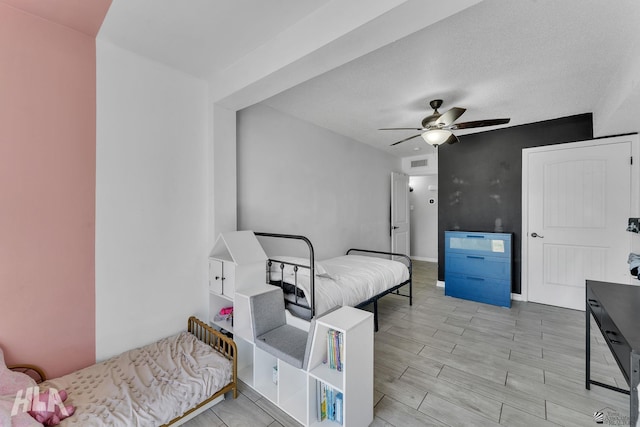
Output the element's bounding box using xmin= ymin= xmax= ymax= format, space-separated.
xmin=41 ymin=331 xmax=232 ymax=427
xmin=278 ymin=254 xmax=409 ymax=315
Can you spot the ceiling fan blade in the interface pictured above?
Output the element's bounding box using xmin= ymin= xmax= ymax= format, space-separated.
xmin=390 ymin=134 xmax=421 ymax=146
xmin=452 ymin=118 xmax=510 ymax=130
xmin=435 ymin=107 xmax=466 ymax=126
xmin=443 ymin=133 xmax=459 ymax=145
xmin=379 ymin=127 xmax=425 ymax=131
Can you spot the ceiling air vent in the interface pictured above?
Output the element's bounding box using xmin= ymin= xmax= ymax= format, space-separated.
xmin=410 ymin=159 xmax=428 ymax=168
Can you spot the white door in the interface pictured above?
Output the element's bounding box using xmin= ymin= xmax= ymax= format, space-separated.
xmin=391 ymin=172 xmax=410 ymax=256
xmin=524 ymin=138 xmax=632 ymax=310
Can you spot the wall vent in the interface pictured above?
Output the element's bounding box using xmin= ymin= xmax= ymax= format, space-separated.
xmin=410 ymin=159 xmax=428 ymax=168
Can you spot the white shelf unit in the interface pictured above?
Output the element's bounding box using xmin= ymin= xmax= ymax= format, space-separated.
xmin=233 ymin=286 xmax=373 ymax=427
xmin=208 ymin=231 xmax=267 ymax=333
xmin=254 ymin=345 xmax=278 ymax=402
xmin=307 ymin=306 xmax=374 ymax=427
xmin=235 ymin=336 xmax=254 ymax=387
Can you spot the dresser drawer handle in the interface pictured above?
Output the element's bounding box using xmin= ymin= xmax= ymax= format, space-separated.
xmin=467 ymin=256 xmax=485 ymax=260
xmin=587 ymin=299 xmax=599 ymax=307
xmin=467 ymin=277 xmax=485 ymax=281
xmin=466 ymin=235 xmax=485 ymax=239
xmin=609 ymin=339 xmax=622 ymax=345
xmin=605 ymin=330 xmax=618 ymax=337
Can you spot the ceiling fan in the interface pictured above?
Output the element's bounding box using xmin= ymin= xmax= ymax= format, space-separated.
xmin=380 ymin=99 xmax=510 ymax=147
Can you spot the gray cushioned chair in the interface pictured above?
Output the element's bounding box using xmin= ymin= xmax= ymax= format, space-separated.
xmin=250 ymin=287 xmax=311 ymax=369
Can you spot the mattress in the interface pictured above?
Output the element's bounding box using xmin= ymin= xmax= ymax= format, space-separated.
xmin=273 ymin=254 xmax=409 ymax=315
xmin=41 ymin=331 xmax=233 ymax=427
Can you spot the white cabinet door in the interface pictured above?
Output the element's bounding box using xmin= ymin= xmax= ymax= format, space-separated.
xmin=209 ymin=259 xmax=223 ymax=294
xmin=209 ymin=259 xmax=236 ymax=297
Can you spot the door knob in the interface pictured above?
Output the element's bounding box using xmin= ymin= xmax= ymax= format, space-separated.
xmin=392 ymin=226 xmax=399 ymax=230
xmin=531 ymin=232 xmax=544 ymax=238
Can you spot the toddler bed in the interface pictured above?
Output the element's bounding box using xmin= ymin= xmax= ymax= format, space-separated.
xmin=4 ymin=317 xmax=237 ymax=427
xmin=255 ymin=232 xmax=412 ymax=331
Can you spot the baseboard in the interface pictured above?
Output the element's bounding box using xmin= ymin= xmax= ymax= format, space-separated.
xmin=511 ymin=293 xmax=525 ymax=302
xmin=411 ymin=256 xmax=438 ymax=262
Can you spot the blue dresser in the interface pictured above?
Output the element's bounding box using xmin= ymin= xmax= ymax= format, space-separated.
xmin=444 ymin=231 xmax=512 ymax=307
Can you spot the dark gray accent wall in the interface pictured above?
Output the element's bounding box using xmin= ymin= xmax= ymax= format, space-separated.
xmin=438 ymin=114 xmax=593 ymax=294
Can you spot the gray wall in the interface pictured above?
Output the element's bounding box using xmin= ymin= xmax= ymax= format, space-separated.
xmin=438 ymin=113 xmax=594 ymax=294
xmin=409 ymin=175 xmax=438 ymax=261
xmin=237 ymin=104 xmax=401 ymax=260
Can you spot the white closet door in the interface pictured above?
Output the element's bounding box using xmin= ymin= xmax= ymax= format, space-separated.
xmin=525 ymin=138 xmax=632 ymax=310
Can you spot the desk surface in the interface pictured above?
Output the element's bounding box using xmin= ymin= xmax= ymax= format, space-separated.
xmin=587 ymin=280 xmax=640 ymax=352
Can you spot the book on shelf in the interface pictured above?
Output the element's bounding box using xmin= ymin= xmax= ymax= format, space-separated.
xmin=335 ymin=392 xmax=343 ymax=424
xmin=327 ymin=329 xmax=344 ymax=371
xmin=316 ymin=381 xmax=343 ymax=425
xmin=317 ymin=380 xmax=327 ymax=421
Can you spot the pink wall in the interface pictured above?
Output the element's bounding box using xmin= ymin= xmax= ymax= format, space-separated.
xmin=0 ymin=2 xmax=108 ymax=377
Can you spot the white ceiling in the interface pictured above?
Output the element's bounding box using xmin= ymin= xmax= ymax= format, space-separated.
xmin=98 ymin=0 xmax=331 ymax=79
xmin=97 ymin=0 xmax=640 ymax=158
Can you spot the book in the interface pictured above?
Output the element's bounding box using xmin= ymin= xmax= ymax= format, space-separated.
xmin=320 ymin=381 xmax=327 ymax=421
xmin=337 ymin=331 xmax=344 ymax=371
xmin=327 ymin=329 xmax=344 ymax=371
xmin=318 ymin=381 xmax=345 ymax=423
xmin=316 ymin=381 xmax=323 ymax=421
xmin=335 ymin=392 xmax=343 ymax=425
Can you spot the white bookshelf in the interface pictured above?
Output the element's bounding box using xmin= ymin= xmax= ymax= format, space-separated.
xmin=307 ymin=306 xmax=374 ymax=427
xmin=233 ymin=286 xmax=374 ymax=427
xmin=278 ymin=361 xmax=309 ymax=423
xmin=235 ymin=336 xmax=254 ymax=387
xmin=254 ymin=346 xmax=278 ymax=402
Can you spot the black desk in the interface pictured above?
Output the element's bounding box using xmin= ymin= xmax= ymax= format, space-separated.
xmin=586 ymin=280 xmax=640 ymax=427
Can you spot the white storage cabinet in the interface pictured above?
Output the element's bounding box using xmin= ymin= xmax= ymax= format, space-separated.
xmin=208 ymin=231 xmax=266 ymax=333
xmin=233 ymin=286 xmax=373 ymax=427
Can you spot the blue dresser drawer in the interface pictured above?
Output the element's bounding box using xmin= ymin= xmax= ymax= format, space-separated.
xmin=445 ymin=273 xmax=511 ymax=307
xmin=446 ymin=232 xmax=511 ymax=258
xmin=445 ymin=253 xmax=510 ymax=280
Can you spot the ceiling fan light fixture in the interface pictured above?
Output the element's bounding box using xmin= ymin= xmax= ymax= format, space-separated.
xmin=383 ymin=99 xmax=509 ymax=147
xmin=421 ymin=129 xmax=452 ymax=146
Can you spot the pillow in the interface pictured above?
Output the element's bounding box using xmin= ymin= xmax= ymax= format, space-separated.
xmin=0 ymin=346 xmax=41 ymax=427
xmin=268 ymin=256 xmax=331 ymax=278
xmin=0 ymin=396 xmax=42 ymax=427
xmin=0 ymin=349 xmax=37 ymax=397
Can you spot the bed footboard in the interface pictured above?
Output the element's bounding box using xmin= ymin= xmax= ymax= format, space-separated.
xmin=8 ymin=364 xmax=47 ymax=383
xmin=347 ymin=248 xmax=413 ymax=331
xmin=162 ymin=317 xmax=238 ymax=426
xmin=187 ymin=316 xmax=237 ymax=398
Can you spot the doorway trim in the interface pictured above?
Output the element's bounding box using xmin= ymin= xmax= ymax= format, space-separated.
xmin=391 ymin=172 xmax=410 ymax=257
xmin=521 ymin=134 xmax=640 ymax=303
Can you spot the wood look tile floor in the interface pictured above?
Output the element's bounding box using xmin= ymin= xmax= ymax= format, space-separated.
xmin=184 ymin=261 xmax=631 ymax=426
